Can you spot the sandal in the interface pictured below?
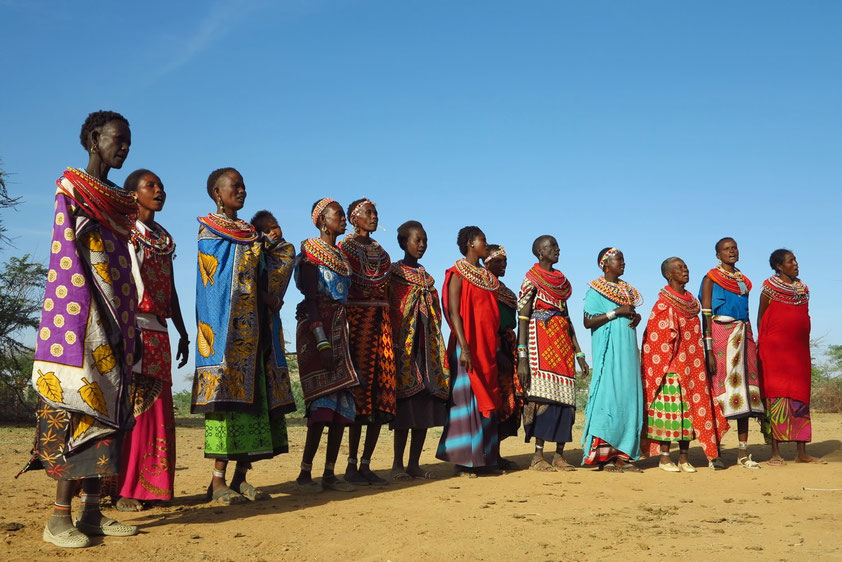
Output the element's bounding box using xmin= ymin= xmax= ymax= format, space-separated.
xmin=795 ymin=456 xmax=827 ymax=464
xmin=322 ymin=476 xmax=356 ymax=492
xmin=114 ymin=497 xmax=145 ymax=512
xmin=766 ymin=458 xmax=787 ymax=467
xmin=708 ymin=457 xmax=725 ymax=470
xmin=43 ymin=524 xmax=91 ymax=548
xmin=410 ymin=470 xmax=438 ymax=480
xmin=294 ymin=479 xmax=322 ymax=493
xmin=738 ymin=454 xmax=761 ymax=469
xmin=206 ymin=483 xmax=246 ymax=505
xmin=74 ymin=517 xmax=139 ymax=537
xmin=455 ymin=466 xmax=478 ymax=478
xmin=678 ymin=462 xmax=697 ymax=473
xmin=619 ymin=463 xmax=643 ymax=473
xmin=552 ymin=458 xmax=576 ymax=472
xmin=529 ymin=457 xmax=555 ymax=472
xmin=391 ymin=471 xmax=413 ymax=481
xmin=235 ymin=481 xmax=268 ymax=501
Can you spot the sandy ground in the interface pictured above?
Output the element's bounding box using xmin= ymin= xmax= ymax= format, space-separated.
xmin=2 ymin=413 xmax=841 ymax=561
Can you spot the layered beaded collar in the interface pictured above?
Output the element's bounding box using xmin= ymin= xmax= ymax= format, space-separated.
xmin=455 ymin=258 xmax=500 ymax=292
xmin=302 ymin=237 xmax=351 ymax=277
xmin=392 ymin=261 xmax=435 ymax=289
xmin=588 ymin=276 xmax=643 ymax=306
xmin=132 ymin=220 xmax=175 ymax=256
xmin=525 ymin=264 xmax=572 ymax=303
xmin=58 ymin=167 xmax=136 ymax=239
xmin=659 ymin=285 xmax=701 ymax=317
xmin=338 ymin=235 xmax=390 ymax=286
xmin=707 ymin=264 xmax=752 ymax=295
xmin=197 ymin=213 xmax=258 ymax=243
xmin=762 ymin=276 xmax=809 ymax=305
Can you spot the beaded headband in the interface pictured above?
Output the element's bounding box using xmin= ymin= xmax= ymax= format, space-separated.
xmin=599 ymin=247 xmax=620 ymax=270
xmin=350 ymin=199 xmax=375 ymax=224
xmin=486 ymin=246 xmax=507 ymax=263
xmin=312 ymin=197 xmax=336 ymax=227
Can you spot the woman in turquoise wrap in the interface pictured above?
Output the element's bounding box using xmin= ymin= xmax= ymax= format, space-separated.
xmin=581 ymin=248 xmax=644 ymax=473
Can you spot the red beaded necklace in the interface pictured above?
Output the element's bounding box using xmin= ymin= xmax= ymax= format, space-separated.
xmin=132 ymin=220 xmax=175 ymax=256
xmin=392 ymin=262 xmax=435 ymax=289
xmin=59 ymin=167 xmax=136 ymax=238
xmin=197 ymin=213 xmax=258 ymax=243
xmin=708 ymin=265 xmax=752 ymax=295
xmin=660 ymin=286 xmax=701 ymax=317
xmin=455 ymin=258 xmax=500 ymax=291
xmin=762 ymin=276 xmax=809 ymax=305
xmin=588 ymin=276 xmax=643 ymax=306
xmin=302 ymin=238 xmax=351 ymax=276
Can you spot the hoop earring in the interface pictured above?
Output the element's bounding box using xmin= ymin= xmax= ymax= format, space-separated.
xmin=89 ymin=145 xmax=97 ymax=154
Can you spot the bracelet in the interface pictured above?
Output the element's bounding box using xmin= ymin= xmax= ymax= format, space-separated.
xmin=701 ymin=308 xmax=712 ymax=313
xmin=605 ymin=310 xmax=617 ymax=321
xmin=517 ymin=344 xmax=528 ymax=350
xmin=575 ymin=352 xmax=585 ymax=359
xmin=517 ymin=349 xmax=528 ymax=358
xmin=517 ymin=315 xmax=530 ymax=321
xmin=313 ymin=326 xmax=327 ymax=342
xmin=317 ymin=340 xmax=331 ymax=351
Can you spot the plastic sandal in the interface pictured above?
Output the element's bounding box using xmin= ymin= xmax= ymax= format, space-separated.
xmin=206 ymin=484 xmax=246 ymax=505
xmin=738 ymin=454 xmax=761 ymax=469
xmin=236 ymin=481 xmax=268 ymax=501
xmin=529 ymin=458 xmax=555 ymax=472
xmin=658 ymin=462 xmax=681 ymax=473
xmin=678 ymin=462 xmax=697 ymax=473
xmin=43 ymin=524 xmax=91 ymax=548
xmin=74 ymin=517 xmax=139 ymax=537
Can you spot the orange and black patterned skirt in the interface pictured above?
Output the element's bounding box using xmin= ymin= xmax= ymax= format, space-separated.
xmin=346 ymin=301 xmax=397 ymax=424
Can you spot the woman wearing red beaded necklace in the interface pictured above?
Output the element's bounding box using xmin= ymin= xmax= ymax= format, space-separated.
xmin=699 ymin=237 xmax=763 ymax=469
xmin=191 ymin=168 xmax=297 ymax=504
xmin=337 ymin=198 xmax=396 ymax=485
xmin=757 ymin=249 xmax=824 ymax=465
xmin=21 ymin=111 xmax=139 ymax=547
xmin=436 ymin=226 xmax=502 ymax=476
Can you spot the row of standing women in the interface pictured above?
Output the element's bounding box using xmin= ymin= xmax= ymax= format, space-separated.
xmin=23 ymin=111 xmax=821 ymax=549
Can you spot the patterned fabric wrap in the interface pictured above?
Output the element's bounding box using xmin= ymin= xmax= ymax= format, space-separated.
xmin=710 ymin=319 xmax=763 ymax=418
xmin=518 ymin=275 xmax=575 ymax=406
xmin=758 ymin=285 xmax=811 ymax=403
xmin=581 ymin=289 xmax=643 ymax=463
xmin=388 ymin=262 xmax=449 ymax=400
xmin=266 ymin=240 xmax=298 ymax=412
xmin=496 ymin=299 xmax=524 ymax=427
xmin=191 ymin=222 xmax=296 ymax=414
xmin=31 ymin=177 xmax=138 ymax=452
xmin=645 ymin=373 xmax=695 ymax=442
xmin=761 ymin=397 xmax=811 ymax=443
xmin=640 ymin=288 xmax=729 ymax=459
xmin=295 ymin=253 xmax=359 ymax=403
xmin=339 ymin=236 xmax=396 ymax=421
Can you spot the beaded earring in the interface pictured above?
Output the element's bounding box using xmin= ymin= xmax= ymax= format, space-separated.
xmin=216 ymin=197 xmax=224 ymax=214
xmin=89 ymin=145 xmax=97 ymax=154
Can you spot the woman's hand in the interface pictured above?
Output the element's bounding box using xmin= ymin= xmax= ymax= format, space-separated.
xmin=706 ymin=353 xmax=717 ymax=376
xmin=517 ymin=359 xmax=531 ymax=391
xmin=615 ymin=305 xmax=636 ymax=318
xmin=459 ymin=348 xmax=473 ymax=372
xmin=176 ymin=336 xmax=190 ymax=368
xmin=628 ymin=312 xmax=642 ymax=329
xmin=577 ymin=356 xmax=590 ymax=376
xmin=319 ymin=346 xmax=335 ymax=372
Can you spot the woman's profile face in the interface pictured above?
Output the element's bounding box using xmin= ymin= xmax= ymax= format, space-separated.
xmin=92 ymin=120 xmax=131 ymax=170
xmin=405 ymin=227 xmax=427 ymax=260
xmin=486 ymin=255 xmax=507 ymax=278
xmin=470 ymin=232 xmax=488 ymax=259
xmin=214 ymin=171 xmax=246 ymax=212
xmin=778 ymin=252 xmax=798 ymax=278
xmin=322 ymin=202 xmax=347 ymax=235
xmin=134 ymin=173 xmax=165 ymax=213
xmin=353 ymin=203 xmax=378 ymax=234
xmin=604 ymin=251 xmax=625 ymax=277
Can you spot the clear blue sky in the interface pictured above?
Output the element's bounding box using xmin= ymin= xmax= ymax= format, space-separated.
xmin=2 ymin=1 xmax=840 ymax=391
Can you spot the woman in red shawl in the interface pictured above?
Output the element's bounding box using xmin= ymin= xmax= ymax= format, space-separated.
xmin=517 ymin=236 xmax=589 ymax=472
xmin=641 ymin=258 xmax=728 ymax=472
xmin=758 ymin=249 xmax=824 ymax=465
xmin=436 ymin=226 xmax=501 ymax=476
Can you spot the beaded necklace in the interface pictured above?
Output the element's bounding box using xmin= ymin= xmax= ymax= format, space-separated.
xmin=660 ymin=286 xmax=700 ymax=317
xmin=455 ymin=258 xmax=500 ymax=291
xmin=197 ymin=213 xmax=258 ymax=243
xmin=496 ymin=282 xmax=518 ymax=308
xmin=762 ymin=276 xmax=809 ymax=305
xmin=59 ymin=167 xmax=135 ymax=237
xmin=132 ymin=221 xmax=175 ymax=256
xmin=588 ymin=276 xmax=643 ymax=306
xmin=339 ymin=235 xmax=390 ymax=287
xmin=708 ymin=264 xmax=752 ymax=295
xmin=392 ymin=261 xmax=435 ymax=289
xmin=525 ymin=264 xmax=572 ymax=303
xmin=302 ymin=237 xmax=351 ymax=276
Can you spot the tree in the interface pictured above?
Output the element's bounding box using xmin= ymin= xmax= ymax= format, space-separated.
xmin=0 ymin=159 xmax=22 ymax=246
xmin=0 ymin=254 xmax=47 ymax=416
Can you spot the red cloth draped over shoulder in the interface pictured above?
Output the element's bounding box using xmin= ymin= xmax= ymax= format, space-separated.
xmin=641 ymin=286 xmax=729 ymax=459
xmin=442 ymin=265 xmax=501 ymax=417
xmin=759 ymin=279 xmax=811 ymax=403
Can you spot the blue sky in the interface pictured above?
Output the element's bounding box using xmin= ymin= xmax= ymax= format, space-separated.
xmin=2 ymin=1 xmax=840 ymax=391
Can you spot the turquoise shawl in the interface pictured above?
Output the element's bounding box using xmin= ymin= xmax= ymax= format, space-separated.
xmin=581 ymin=289 xmax=643 ymax=462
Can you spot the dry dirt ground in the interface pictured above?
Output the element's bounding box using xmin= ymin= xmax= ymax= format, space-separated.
xmin=2 ymin=413 xmax=841 ymax=561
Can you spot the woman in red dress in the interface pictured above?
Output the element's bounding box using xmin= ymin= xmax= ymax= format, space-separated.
xmin=758 ymin=249 xmax=823 ymax=465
